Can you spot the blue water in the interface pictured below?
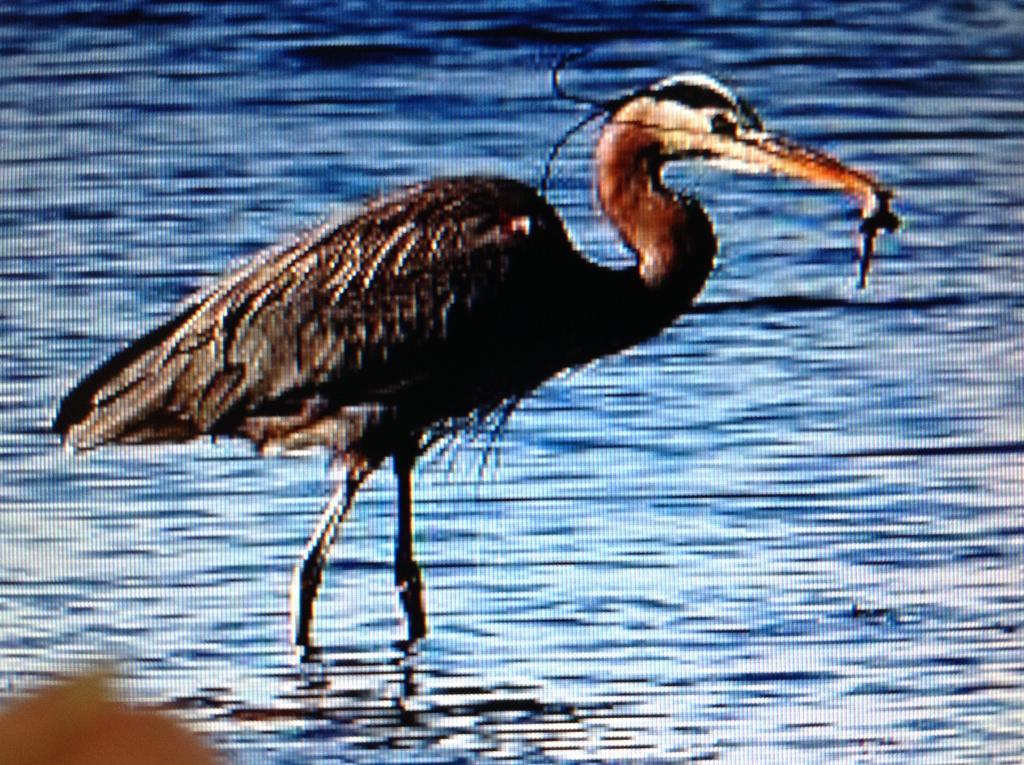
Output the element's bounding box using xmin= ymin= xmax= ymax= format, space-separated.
xmin=1 ymin=2 xmax=1022 ymax=762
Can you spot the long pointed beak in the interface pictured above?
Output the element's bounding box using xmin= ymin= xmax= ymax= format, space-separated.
xmin=692 ymin=129 xmax=887 ymax=209
xmin=670 ymin=127 xmax=900 ymax=286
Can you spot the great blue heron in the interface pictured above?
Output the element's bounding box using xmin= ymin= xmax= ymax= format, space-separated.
xmin=54 ymin=73 xmax=898 ymax=649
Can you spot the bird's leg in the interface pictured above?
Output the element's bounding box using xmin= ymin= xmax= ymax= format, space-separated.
xmin=292 ymin=459 xmax=370 ymax=649
xmin=394 ymin=441 xmax=427 ymax=645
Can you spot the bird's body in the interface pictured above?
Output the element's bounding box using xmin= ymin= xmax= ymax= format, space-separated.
xmin=55 ymin=175 xmax=711 ymax=479
xmin=55 ymin=73 xmax=896 ymax=648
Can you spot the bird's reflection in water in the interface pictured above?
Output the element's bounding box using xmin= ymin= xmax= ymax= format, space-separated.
xmin=240 ymin=644 xmax=718 ymax=761
xmin=229 ymin=646 xmax=593 ymax=758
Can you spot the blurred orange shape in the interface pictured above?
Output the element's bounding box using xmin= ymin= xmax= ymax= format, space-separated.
xmin=0 ymin=672 xmax=220 ymax=765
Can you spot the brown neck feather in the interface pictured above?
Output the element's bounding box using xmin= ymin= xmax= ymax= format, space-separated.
xmin=595 ymin=119 xmax=715 ymax=301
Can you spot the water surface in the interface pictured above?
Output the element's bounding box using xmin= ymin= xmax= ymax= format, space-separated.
xmin=1 ymin=2 xmax=1022 ymax=762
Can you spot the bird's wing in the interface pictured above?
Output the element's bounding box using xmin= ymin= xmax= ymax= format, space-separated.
xmin=55 ymin=177 xmax=570 ymax=449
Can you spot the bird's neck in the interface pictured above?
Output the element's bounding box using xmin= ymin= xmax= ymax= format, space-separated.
xmin=595 ymin=120 xmax=715 ymax=303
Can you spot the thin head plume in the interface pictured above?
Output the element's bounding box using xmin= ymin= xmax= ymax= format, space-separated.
xmin=540 ymin=108 xmax=605 ymax=196
xmin=551 ymin=49 xmax=603 ymax=108
xmin=540 ymin=50 xmax=609 ymax=197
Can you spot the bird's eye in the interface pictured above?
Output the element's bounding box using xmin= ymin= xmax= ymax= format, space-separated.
xmin=710 ymin=113 xmax=738 ymax=136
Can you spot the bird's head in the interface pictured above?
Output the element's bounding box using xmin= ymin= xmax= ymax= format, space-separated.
xmin=606 ymin=73 xmax=891 ymax=214
xmin=596 ymin=73 xmax=899 ymax=287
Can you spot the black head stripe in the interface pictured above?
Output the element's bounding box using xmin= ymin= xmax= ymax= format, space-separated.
xmin=606 ymin=79 xmax=736 ymax=113
xmin=606 ymin=74 xmax=764 ymax=134
xmin=645 ymin=81 xmax=737 ymax=112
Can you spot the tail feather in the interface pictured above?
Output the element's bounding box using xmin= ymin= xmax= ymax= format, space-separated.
xmin=54 ymin=305 xmax=204 ymax=448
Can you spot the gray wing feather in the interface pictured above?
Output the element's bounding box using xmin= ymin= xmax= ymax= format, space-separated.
xmin=55 ymin=177 xmax=565 ymax=449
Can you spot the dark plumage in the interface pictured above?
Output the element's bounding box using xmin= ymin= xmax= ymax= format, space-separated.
xmin=56 ymin=177 xmax=700 ymax=457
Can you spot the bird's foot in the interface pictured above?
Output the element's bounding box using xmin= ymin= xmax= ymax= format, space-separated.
xmin=395 ymin=558 xmax=427 ymax=647
xmin=292 ymin=545 xmax=329 ymax=649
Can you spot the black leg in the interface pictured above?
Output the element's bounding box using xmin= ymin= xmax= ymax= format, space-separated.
xmin=394 ymin=443 xmax=427 ymax=645
xmin=292 ymin=465 xmax=366 ymax=650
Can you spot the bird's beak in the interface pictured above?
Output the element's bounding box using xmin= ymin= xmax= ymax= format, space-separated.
xmin=667 ymin=125 xmax=901 ymax=286
xmin=613 ymin=96 xmax=892 ymax=213
xmin=666 ymin=126 xmax=888 ymax=214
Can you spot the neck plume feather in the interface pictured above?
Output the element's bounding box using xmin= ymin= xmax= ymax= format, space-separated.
xmin=595 ymin=119 xmax=715 ymax=301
